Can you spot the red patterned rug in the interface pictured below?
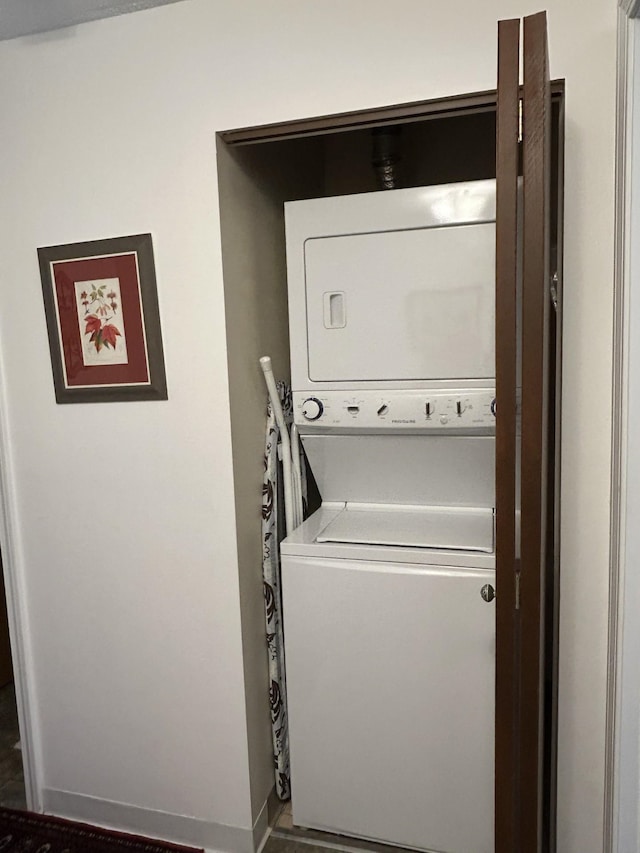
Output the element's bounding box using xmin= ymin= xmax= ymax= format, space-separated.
xmin=0 ymin=809 xmax=204 ymax=852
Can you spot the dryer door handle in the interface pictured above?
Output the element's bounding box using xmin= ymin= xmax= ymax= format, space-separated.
xmin=323 ymin=291 xmax=346 ymax=329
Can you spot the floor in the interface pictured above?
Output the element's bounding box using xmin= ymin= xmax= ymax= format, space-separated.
xmin=0 ymin=682 xmax=26 ymax=809
xmin=263 ymin=801 xmax=411 ymax=853
xmin=264 ymin=840 xmax=339 ymax=853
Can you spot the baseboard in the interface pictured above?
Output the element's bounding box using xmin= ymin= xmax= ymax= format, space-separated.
xmin=265 ymin=786 xmax=280 ymax=829
xmin=41 ymin=788 xmax=257 ymax=853
xmin=251 ymin=785 xmax=280 ymax=852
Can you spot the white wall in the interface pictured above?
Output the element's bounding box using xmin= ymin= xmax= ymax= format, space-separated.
xmin=615 ymin=14 xmax=640 ymax=853
xmin=0 ymin=1 xmax=618 ymax=851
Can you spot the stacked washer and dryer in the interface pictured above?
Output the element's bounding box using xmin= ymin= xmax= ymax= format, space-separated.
xmin=279 ymin=180 xmax=498 ymax=853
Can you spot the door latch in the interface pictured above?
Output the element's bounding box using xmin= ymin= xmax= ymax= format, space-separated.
xmin=480 ymin=584 xmax=495 ymax=603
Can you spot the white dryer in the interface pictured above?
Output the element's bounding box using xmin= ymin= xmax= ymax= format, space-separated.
xmin=280 ymin=181 xmax=497 ymax=853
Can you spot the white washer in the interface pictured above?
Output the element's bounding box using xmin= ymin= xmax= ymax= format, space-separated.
xmin=281 ymin=504 xmax=495 ymax=853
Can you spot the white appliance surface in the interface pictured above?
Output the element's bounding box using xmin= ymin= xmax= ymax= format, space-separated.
xmin=301 ymin=433 xmax=495 ymax=508
xmin=293 ymin=387 xmax=496 ymax=433
xmin=282 ymin=553 xmax=495 ymax=853
xmin=281 ymin=504 xmax=496 ymax=569
xmin=316 ymin=502 xmax=494 ymax=552
xmin=285 ymin=179 xmax=496 ymax=393
xmin=282 ymin=180 xmax=498 ymax=853
xmin=305 ymin=222 xmax=495 ymax=382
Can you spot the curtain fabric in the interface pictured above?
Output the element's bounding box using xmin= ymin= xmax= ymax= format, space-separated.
xmin=262 ymin=382 xmax=300 ymax=800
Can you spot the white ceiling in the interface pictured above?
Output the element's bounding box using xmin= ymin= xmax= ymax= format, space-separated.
xmin=0 ymin=0 xmax=186 ymax=41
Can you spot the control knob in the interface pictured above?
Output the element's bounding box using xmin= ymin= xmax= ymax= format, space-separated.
xmin=301 ymin=397 xmax=324 ymax=421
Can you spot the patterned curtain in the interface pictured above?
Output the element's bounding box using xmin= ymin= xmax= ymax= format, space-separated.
xmin=262 ymin=382 xmax=304 ymax=800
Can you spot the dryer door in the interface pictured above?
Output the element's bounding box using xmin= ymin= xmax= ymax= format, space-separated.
xmin=304 ymin=221 xmax=495 ymax=382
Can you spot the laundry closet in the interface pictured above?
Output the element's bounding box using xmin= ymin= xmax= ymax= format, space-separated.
xmin=217 ymin=14 xmax=563 ymax=853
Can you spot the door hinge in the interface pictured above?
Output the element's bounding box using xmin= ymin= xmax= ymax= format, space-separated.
xmin=515 ymin=572 xmax=521 ymax=610
xmin=518 ymin=99 xmax=523 ymax=143
xmin=550 ymin=271 xmax=559 ymax=312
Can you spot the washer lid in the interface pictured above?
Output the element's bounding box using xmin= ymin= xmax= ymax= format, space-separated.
xmin=316 ymin=503 xmax=494 ymax=553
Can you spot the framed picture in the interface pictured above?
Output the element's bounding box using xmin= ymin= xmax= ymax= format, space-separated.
xmin=38 ymin=233 xmax=167 ymax=403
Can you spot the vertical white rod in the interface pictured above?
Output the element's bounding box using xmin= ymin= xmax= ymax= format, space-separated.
xmin=291 ymin=423 xmax=304 ymax=527
xmin=260 ymin=357 xmax=295 ymax=534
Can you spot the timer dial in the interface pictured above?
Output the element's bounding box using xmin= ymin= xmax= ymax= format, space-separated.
xmin=301 ymin=397 xmax=324 ymax=421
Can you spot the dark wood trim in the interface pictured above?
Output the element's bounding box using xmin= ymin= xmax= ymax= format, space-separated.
xmin=520 ymin=11 xmax=551 ymax=851
xmin=495 ymin=17 xmax=521 ymax=853
xmin=219 ymin=91 xmax=497 ymax=145
xmin=543 ymin=84 xmax=565 ymax=853
xmin=219 ymin=81 xmax=565 ymax=147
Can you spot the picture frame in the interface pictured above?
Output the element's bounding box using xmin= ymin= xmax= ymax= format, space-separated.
xmin=38 ymin=233 xmax=168 ymax=403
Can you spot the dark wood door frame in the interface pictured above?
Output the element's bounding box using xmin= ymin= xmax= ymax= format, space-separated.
xmin=219 ymin=83 xmax=564 ymax=147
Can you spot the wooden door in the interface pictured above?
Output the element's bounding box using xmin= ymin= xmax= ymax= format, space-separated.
xmin=496 ymin=11 xmax=553 ymax=853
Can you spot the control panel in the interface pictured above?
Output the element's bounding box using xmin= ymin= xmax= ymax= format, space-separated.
xmin=293 ymin=389 xmax=496 ymax=432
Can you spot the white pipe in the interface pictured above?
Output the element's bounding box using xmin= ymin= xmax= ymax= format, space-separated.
xmin=291 ymin=423 xmax=304 ymax=527
xmin=291 ymin=424 xmax=302 ymax=526
xmin=260 ymin=357 xmax=295 ymax=534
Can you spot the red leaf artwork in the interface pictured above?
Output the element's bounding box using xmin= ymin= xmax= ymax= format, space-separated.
xmin=94 ymin=330 xmax=105 ymax=352
xmin=84 ymin=315 xmax=101 ymax=335
xmin=101 ymin=324 xmax=121 ymax=349
xmin=80 ymin=289 xmax=123 ymax=354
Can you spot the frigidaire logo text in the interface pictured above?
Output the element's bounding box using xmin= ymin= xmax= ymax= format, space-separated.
xmin=392 ymin=419 xmax=416 ymax=424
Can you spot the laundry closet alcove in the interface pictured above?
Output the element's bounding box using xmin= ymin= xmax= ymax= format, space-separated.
xmin=216 ymin=17 xmax=564 ymax=850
